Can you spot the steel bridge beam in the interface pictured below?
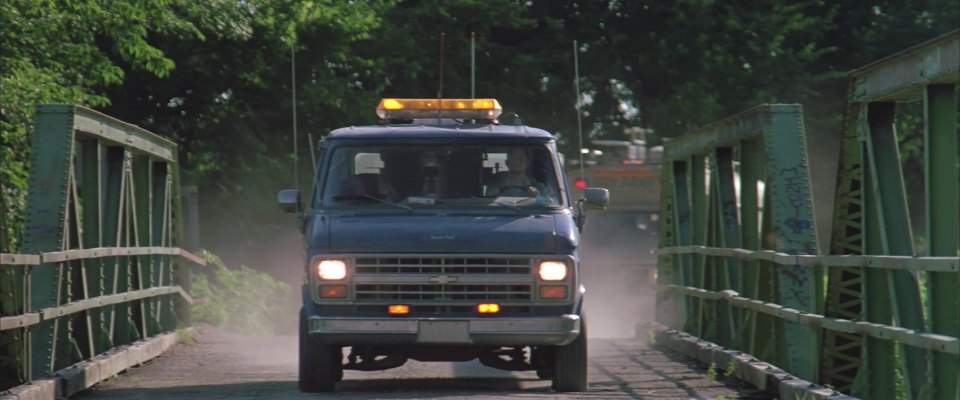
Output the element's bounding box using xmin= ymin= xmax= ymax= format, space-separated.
xmin=0 ymin=104 xmax=195 ymax=390
xmin=658 ymin=32 xmax=959 ymax=399
xmin=661 ymin=104 xmax=820 ymax=381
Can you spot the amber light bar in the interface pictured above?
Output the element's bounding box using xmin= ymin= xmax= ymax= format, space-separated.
xmin=376 ymin=98 xmax=502 ymax=120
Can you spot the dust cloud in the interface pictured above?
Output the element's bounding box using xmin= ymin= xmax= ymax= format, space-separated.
xmin=195 ymin=207 xmax=304 ymax=335
xmin=579 ymin=211 xmax=659 ymax=339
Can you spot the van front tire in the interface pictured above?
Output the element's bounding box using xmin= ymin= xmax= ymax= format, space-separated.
xmin=551 ymin=314 xmax=588 ymax=392
xmin=299 ymin=308 xmax=339 ymax=392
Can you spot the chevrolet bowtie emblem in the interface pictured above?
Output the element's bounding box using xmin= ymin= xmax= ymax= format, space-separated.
xmin=428 ymin=274 xmax=458 ymax=284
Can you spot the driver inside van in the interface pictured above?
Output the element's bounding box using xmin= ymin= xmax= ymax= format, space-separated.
xmin=486 ymin=148 xmax=557 ymax=203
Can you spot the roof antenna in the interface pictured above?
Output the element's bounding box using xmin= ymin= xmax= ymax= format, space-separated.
xmin=437 ymin=32 xmax=445 ymax=124
xmin=470 ymin=32 xmax=476 ymax=99
xmin=573 ymin=40 xmax=585 ymax=183
xmin=291 ymin=37 xmax=298 ymax=192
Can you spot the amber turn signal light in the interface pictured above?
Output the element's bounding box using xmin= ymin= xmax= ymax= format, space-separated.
xmin=319 ymin=285 xmax=347 ymax=298
xmin=477 ymin=303 xmax=500 ymax=314
xmin=388 ymin=304 xmax=410 ymax=315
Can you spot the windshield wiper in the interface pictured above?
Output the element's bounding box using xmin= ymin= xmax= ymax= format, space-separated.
xmin=362 ymin=194 xmax=413 ymax=211
xmin=332 ymin=195 xmax=413 ymax=212
xmin=490 ymin=199 xmax=525 ymax=212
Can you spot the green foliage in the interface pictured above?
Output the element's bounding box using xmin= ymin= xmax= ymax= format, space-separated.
xmin=0 ymin=121 xmax=27 ymax=252
xmin=893 ymin=360 xmax=907 ymax=400
xmin=1 ymin=0 xmax=957 ymax=271
xmin=90 ymin=1 xmax=394 ymax=268
xmin=894 ymin=102 xmax=928 ymax=253
xmin=0 ymin=0 xmax=204 ymax=252
xmin=724 ymin=356 xmax=737 ymax=378
xmin=177 ymin=328 xmax=198 ymax=344
xmin=190 ymin=250 xmax=296 ymax=335
xmin=706 ymin=361 xmax=718 ymax=380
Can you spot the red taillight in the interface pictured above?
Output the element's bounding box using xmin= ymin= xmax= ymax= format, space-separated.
xmin=574 ymin=179 xmax=587 ymax=189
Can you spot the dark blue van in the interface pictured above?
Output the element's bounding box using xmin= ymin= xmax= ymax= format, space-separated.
xmin=279 ymin=99 xmax=608 ymax=393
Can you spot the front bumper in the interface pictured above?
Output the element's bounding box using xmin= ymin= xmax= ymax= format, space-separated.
xmin=308 ymin=314 xmax=581 ymax=346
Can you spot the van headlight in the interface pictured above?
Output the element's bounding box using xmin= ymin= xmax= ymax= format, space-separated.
xmin=538 ymin=261 xmax=567 ymax=281
xmin=315 ymin=259 xmax=347 ymax=280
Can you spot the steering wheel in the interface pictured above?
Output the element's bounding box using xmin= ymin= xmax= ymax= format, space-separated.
xmin=497 ymin=185 xmax=539 ymax=197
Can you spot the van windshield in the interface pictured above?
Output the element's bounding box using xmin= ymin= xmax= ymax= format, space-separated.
xmin=319 ymin=144 xmax=563 ymax=208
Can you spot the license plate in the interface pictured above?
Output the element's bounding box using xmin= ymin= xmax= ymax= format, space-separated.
xmin=417 ymin=320 xmax=469 ymax=343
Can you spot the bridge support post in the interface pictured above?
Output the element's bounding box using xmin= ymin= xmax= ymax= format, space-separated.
xmin=671 ymin=161 xmax=695 ymax=332
xmin=924 ymin=83 xmax=958 ymax=400
xmin=24 ymin=106 xmax=76 ymax=379
xmin=761 ymin=105 xmax=820 ymax=382
xmin=862 ymin=101 xmax=927 ymax=399
xmin=656 ymin=164 xmax=684 ymax=329
xmin=821 ymin=99 xmax=868 ymax=394
xmin=690 ymin=155 xmax=708 ymax=339
xmin=712 ymin=147 xmax=741 ymax=348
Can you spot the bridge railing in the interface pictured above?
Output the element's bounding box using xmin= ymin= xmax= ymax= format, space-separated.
xmin=656 ymin=30 xmax=958 ymax=400
xmin=824 ymin=30 xmax=959 ymax=400
xmin=0 ymin=105 xmax=204 ymax=391
xmin=655 ymin=104 xmax=824 ymax=382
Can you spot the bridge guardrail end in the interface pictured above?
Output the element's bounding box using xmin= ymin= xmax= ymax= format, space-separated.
xmin=0 ymin=378 xmax=59 ymax=400
xmin=1 ymin=331 xmax=185 ymax=400
xmin=653 ymin=328 xmax=859 ymax=400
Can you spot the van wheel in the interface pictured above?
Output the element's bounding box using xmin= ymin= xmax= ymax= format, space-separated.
xmin=532 ymin=346 xmax=553 ymax=379
xmin=552 ymin=314 xmax=588 ymax=392
xmin=333 ymin=346 xmax=344 ymax=382
xmin=299 ymin=308 xmax=339 ymax=392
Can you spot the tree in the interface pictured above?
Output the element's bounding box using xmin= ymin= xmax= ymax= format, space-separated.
xmin=96 ymin=1 xmax=393 ymax=273
xmin=0 ymin=0 xmax=201 ymax=252
xmin=3 ymin=0 xmax=956 ymax=266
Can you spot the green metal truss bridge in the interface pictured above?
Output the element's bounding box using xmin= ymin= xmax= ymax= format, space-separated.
xmin=2 ymin=30 xmax=958 ymax=400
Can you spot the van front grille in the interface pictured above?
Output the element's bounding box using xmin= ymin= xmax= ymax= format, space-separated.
xmin=355 ymin=284 xmax=532 ymax=302
xmin=354 ymin=256 xmax=531 ymax=275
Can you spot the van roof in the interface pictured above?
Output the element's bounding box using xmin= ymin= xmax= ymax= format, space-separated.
xmin=327 ymin=123 xmax=555 ymax=140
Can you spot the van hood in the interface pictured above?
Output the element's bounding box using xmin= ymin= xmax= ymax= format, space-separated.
xmin=326 ymin=213 xmax=561 ymax=254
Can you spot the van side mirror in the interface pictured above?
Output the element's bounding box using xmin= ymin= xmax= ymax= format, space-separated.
xmin=278 ymin=189 xmax=301 ymax=213
xmin=581 ymin=188 xmax=609 ymax=210
xmin=574 ymin=188 xmax=609 ymax=232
